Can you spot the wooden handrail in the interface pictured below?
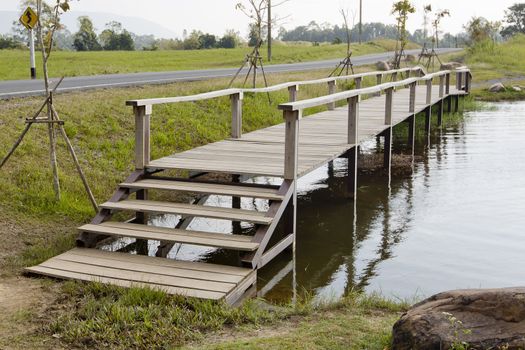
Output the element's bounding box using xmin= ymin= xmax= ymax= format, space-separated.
xmin=126 ymin=88 xmax=242 ymax=107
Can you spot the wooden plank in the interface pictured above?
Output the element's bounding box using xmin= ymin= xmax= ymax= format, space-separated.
xmin=37 ymin=259 xmax=236 ymax=293
xmin=101 ymin=199 xmax=273 ymax=225
xmin=120 ymin=179 xmax=284 ymax=200
xmin=68 ymin=248 xmax=249 ymax=276
xmin=26 ymin=265 xmax=225 ymax=300
xmin=79 ymin=222 xmax=259 ymax=251
xmin=259 ymin=234 xmax=294 ymax=268
xmin=52 ymin=249 xmax=244 ymax=283
xmin=224 ymin=270 xmax=257 ymax=305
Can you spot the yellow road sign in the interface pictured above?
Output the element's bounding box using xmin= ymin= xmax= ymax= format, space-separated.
xmin=19 ymin=7 xmax=38 ymax=30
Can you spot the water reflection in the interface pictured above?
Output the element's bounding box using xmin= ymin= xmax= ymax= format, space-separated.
xmin=104 ymin=102 xmax=525 ymax=303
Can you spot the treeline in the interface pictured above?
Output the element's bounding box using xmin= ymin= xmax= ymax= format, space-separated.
xmin=277 ymin=21 xmax=467 ymax=48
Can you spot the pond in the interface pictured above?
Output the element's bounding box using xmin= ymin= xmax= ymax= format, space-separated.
xmin=106 ymin=101 xmax=525 ymax=303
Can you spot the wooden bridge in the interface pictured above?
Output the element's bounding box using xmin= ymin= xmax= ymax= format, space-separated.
xmin=27 ymin=66 xmax=472 ymax=305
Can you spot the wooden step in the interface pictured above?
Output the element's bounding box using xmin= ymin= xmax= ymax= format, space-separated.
xmin=25 ymin=248 xmax=256 ymax=305
xmin=120 ymin=179 xmax=284 ymax=201
xmin=79 ymin=222 xmax=259 ymax=251
xmin=100 ymin=199 xmax=273 ymax=225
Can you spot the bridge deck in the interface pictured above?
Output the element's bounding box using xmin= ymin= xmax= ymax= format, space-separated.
xmin=149 ymin=86 xmax=466 ymax=177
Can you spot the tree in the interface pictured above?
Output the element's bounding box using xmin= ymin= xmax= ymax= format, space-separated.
xmin=432 ymin=9 xmax=450 ymax=48
xmin=464 ymin=16 xmax=501 ymax=44
xmin=73 ymin=16 xmax=101 ymax=51
xmin=219 ymin=30 xmax=239 ymax=48
xmin=182 ymin=30 xmax=201 ymax=50
xmin=392 ymin=0 xmax=415 ymax=68
xmin=0 ymin=35 xmax=24 ymax=49
xmin=502 ymin=3 xmax=525 ymax=37
xmin=99 ymin=21 xmax=134 ymax=51
xmin=198 ymin=33 xmax=217 ymax=49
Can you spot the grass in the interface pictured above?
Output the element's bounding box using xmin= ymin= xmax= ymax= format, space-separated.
xmin=44 ymin=281 xmax=406 ymax=350
xmin=0 ymin=39 xmax=417 ymax=81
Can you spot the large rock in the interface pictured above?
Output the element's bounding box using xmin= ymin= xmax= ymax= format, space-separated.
xmin=392 ymin=287 xmax=525 ymax=350
xmin=440 ymin=61 xmax=463 ymax=70
xmin=512 ymin=86 xmax=522 ymax=92
xmin=489 ymin=83 xmax=506 ymax=93
xmin=376 ymin=61 xmax=391 ymax=71
xmin=405 ymin=54 xmax=416 ymax=62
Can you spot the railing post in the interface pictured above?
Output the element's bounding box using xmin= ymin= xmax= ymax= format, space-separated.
xmin=445 ymin=73 xmax=451 ymax=95
xmin=456 ymin=71 xmax=463 ymax=91
xmin=385 ymin=87 xmax=393 ymax=125
xmin=376 ymin=73 xmax=383 ymax=96
xmin=426 ymin=78 xmax=433 ymax=105
xmin=391 ymin=72 xmax=398 ymax=82
xmin=230 ymin=92 xmax=243 ymax=139
xmin=409 ymin=82 xmax=416 ymax=114
xmin=347 ymin=95 xmax=360 ymax=145
xmin=134 ymin=104 xmax=151 ymax=170
xmin=327 ymin=80 xmax=337 ymax=110
xmin=438 ymin=74 xmax=445 ymax=126
xmin=355 ymin=77 xmax=362 ymax=90
xmin=288 ymin=85 xmax=299 ymax=102
xmin=465 ymin=72 xmax=471 ymax=93
xmin=439 ymin=75 xmax=445 ymax=98
xmin=284 ymin=110 xmax=300 ymax=180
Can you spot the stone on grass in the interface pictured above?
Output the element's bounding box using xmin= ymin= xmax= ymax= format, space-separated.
xmin=512 ymin=86 xmax=522 ymax=92
xmin=405 ymin=54 xmax=416 ymax=62
xmin=392 ymin=287 xmax=525 ymax=350
xmin=489 ymin=82 xmax=506 ymax=93
xmin=376 ymin=61 xmax=391 ymax=71
xmin=440 ymin=61 xmax=463 ymax=70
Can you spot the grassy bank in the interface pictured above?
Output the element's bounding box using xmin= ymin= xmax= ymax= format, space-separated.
xmin=0 ymin=39 xmax=416 ymax=81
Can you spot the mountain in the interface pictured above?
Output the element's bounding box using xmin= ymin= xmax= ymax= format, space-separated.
xmin=0 ymin=10 xmax=178 ymax=39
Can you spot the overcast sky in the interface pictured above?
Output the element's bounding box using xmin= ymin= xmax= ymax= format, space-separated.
xmin=0 ymin=0 xmax=515 ymax=37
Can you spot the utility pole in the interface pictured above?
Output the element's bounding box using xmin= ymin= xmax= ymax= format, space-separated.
xmin=268 ymin=0 xmax=272 ymax=61
xmin=359 ymin=0 xmax=362 ymax=44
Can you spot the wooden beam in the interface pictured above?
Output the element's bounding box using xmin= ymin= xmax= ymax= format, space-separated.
xmin=347 ymin=95 xmax=360 ymax=144
xmin=383 ymin=127 xmax=392 ymax=169
xmin=327 ymin=80 xmax=337 ymax=110
xmin=230 ymin=92 xmax=243 ymax=139
xmin=134 ymin=105 xmax=151 ymax=170
xmin=384 ymin=87 xmax=393 ymax=125
xmin=284 ymin=110 xmax=300 ymax=180
xmin=259 ymin=234 xmax=294 ymax=268
xmin=288 ymin=85 xmax=298 ymax=102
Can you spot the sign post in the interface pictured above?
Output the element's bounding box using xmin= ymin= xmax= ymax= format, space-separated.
xmin=19 ymin=7 xmax=39 ymax=80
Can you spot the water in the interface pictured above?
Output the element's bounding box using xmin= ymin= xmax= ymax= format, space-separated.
xmin=107 ymin=102 xmax=525 ymax=302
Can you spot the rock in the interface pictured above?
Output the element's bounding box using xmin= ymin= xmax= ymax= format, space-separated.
xmin=392 ymin=287 xmax=525 ymax=350
xmin=376 ymin=61 xmax=391 ymax=71
xmin=440 ymin=61 xmax=463 ymax=70
xmin=512 ymin=86 xmax=522 ymax=92
xmin=405 ymin=54 xmax=416 ymax=62
xmin=489 ymin=83 xmax=506 ymax=93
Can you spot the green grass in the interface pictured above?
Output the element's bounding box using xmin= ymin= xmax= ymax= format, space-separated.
xmin=0 ymin=39 xmax=416 ymax=81
xmin=44 ymin=281 xmax=405 ymax=350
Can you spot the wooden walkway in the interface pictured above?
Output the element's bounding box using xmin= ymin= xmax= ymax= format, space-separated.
xmin=27 ymin=66 xmax=472 ymax=305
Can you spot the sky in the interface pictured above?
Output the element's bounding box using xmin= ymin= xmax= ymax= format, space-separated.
xmin=0 ymin=0 xmax=516 ymax=37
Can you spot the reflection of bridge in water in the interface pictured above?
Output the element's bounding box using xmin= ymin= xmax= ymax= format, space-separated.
xmin=26 ymin=66 xmax=472 ymax=305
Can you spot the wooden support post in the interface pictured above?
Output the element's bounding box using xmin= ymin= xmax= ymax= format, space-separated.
xmin=347 ymin=95 xmax=359 ymax=199
xmin=465 ymin=73 xmax=471 ymax=93
xmin=384 ymin=127 xmax=392 ymax=169
xmin=284 ymin=110 xmax=300 ymax=181
xmin=288 ymin=85 xmax=298 ymax=102
xmin=454 ymin=94 xmax=459 ymax=113
xmin=385 ymin=87 xmax=393 ymax=125
xmin=447 ymin=95 xmax=452 ymax=113
xmin=327 ymin=80 xmax=337 ymax=110
xmin=424 ymin=106 xmax=432 ymax=135
xmin=230 ymin=92 xmax=243 ymax=138
xmin=426 ymin=78 xmax=433 ymax=106
xmin=391 ymin=72 xmax=398 ymax=82
xmin=355 ymin=77 xmax=362 ymax=90
xmin=376 ymin=74 xmax=382 ymax=96
xmin=445 ymin=73 xmax=451 ymax=95
xmin=437 ymin=74 xmax=445 ymax=127
xmin=135 ymin=188 xmax=149 ymax=255
xmin=456 ymin=71 xmax=463 ymax=91
xmin=437 ymin=99 xmax=444 ymax=126
xmin=232 ymin=174 xmax=242 ymax=234
xmin=384 ymin=88 xmax=393 ymax=169
xmin=134 ymin=105 xmax=152 ymax=170
xmin=408 ymin=82 xmax=417 ymax=153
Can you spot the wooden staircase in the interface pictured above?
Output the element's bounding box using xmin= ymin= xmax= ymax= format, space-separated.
xmin=27 ymin=173 xmax=295 ymax=305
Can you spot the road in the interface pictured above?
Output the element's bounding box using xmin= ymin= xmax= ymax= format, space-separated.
xmin=0 ymin=48 xmax=461 ymax=99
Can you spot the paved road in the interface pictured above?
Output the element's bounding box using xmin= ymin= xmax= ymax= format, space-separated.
xmin=0 ymin=48 xmax=461 ymax=99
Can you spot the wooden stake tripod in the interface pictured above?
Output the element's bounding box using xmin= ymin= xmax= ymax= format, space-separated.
xmin=329 ymin=52 xmax=355 ymax=77
xmin=417 ymin=42 xmax=442 ymax=71
xmin=229 ymin=44 xmax=271 ymax=102
xmin=0 ymin=78 xmax=98 ymax=212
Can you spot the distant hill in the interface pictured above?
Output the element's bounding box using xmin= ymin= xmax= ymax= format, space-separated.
xmin=0 ymin=10 xmax=178 ymax=39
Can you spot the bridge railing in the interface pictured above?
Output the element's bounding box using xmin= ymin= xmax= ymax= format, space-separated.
xmin=277 ymin=70 xmax=453 ymax=180
xmin=125 ymin=66 xmax=426 ymax=170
